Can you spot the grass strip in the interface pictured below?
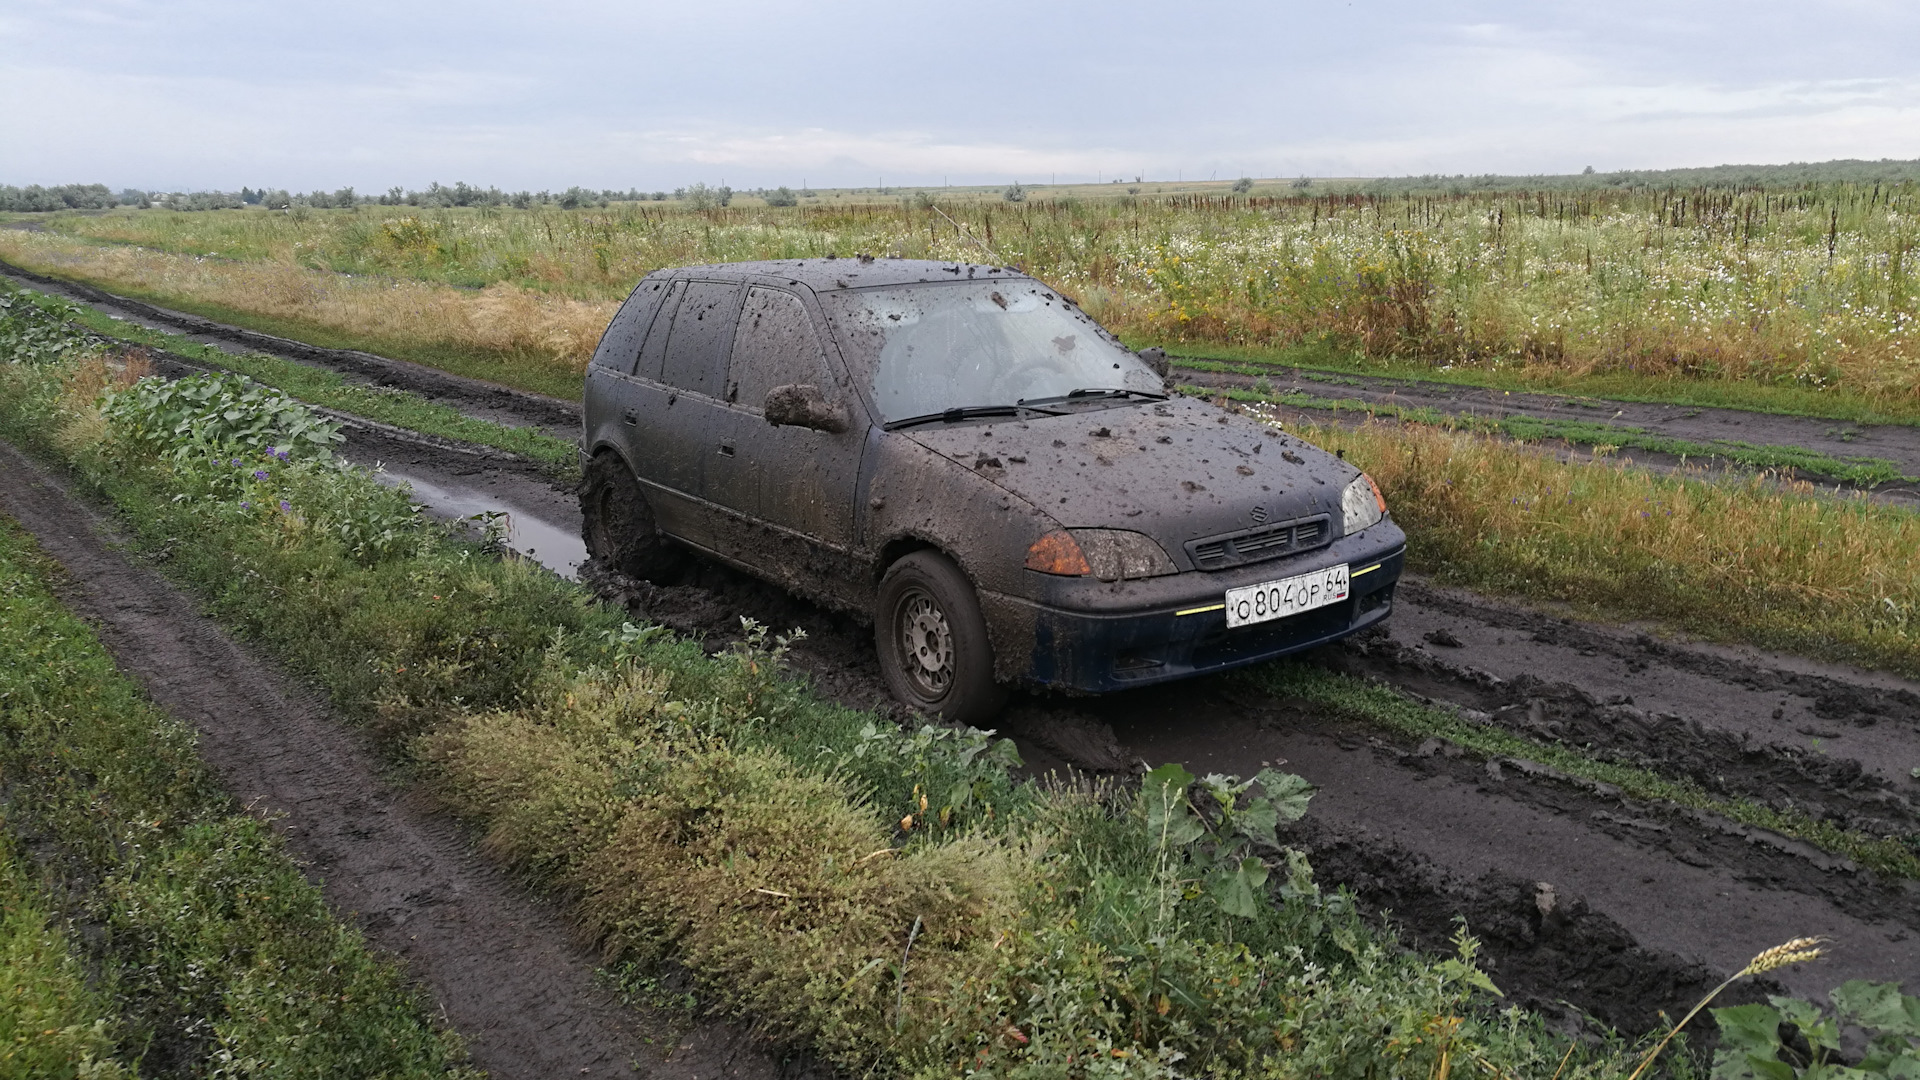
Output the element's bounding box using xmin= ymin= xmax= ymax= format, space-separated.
xmin=69 ymin=309 xmax=578 ymax=470
xmin=0 ymin=516 xmax=474 ymax=1077
xmin=1250 ymin=663 xmax=1920 ymax=880
xmin=1131 ymin=333 xmax=1920 ymax=430
xmin=0 ymin=299 xmax=1630 ymax=1077
xmin=1181 ymin=382 xmax=1914 ymax=487
xmin=0 ymin=831 xmax=130 ymax=1079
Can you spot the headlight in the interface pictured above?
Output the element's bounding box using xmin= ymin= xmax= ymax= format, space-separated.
xmin=1024 ymin=529 xmax=1177 ymax=581
xmin=1071 ymin=529 xmax=1178 ymax=581
xmin=1341 ymin=474 xmax=1386 ymax=535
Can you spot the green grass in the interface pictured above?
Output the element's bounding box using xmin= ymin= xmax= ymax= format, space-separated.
xmin=0 ymin=515 xmax=473 ymax=1077
xmin=1251 ymin=663 xmax=1920 ymax=880
xmin=0 ymin=832 xmax=129 ymax=1079
xmin=1183 ymin=382 xmax=1915 ymax=487
xmin=1157 ymin=337 xmax=1920 ymax=428
xmin=58 ymin=299 xmax=581 ymax=470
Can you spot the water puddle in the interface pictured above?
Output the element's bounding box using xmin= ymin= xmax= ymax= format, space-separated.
xmin=375 ymin=469 xmax=587 ymax=579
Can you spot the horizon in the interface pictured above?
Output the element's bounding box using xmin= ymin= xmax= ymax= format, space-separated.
xmin=6 ymin=1 xmax=1917 ymax=193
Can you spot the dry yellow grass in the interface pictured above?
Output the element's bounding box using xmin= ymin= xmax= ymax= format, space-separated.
xmin=1280 ymin=409 xmax=1920 ymax=673
xmin=0 ymin=230 xmax=615 ymax=375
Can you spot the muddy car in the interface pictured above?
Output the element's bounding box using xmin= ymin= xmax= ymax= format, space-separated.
xmin=581 ymin=259 xmax=1405 ymax=722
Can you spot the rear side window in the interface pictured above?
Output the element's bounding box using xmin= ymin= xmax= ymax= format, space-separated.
xmin=592 ymin=277 xmax=673 ymax=375
xmin=658 ymin=280 xmax=742 ymax=397
xmin=727 ymin=287 xmax=831 ymax=408
xmin=634 ymin=280 xmax=686 ymax=381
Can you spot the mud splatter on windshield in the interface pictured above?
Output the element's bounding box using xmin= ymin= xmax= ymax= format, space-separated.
xmin=823 ymin=280 xmax=1161 ymax=422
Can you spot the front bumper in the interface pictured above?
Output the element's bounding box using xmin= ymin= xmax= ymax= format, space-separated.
xmin=981 ymin=526 xmax=1405 ymax=693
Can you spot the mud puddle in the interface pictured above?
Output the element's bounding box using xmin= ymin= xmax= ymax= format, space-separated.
xmin=373 ymin=464 xmax=588 ymax=578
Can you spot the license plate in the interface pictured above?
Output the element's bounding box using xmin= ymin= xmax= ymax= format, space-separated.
xmin=1224 ymin=564 xmax=1350 ymax=629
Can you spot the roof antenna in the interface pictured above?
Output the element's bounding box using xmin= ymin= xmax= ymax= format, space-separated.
xmin=929 ymin=203 xmax=1008 ymax=267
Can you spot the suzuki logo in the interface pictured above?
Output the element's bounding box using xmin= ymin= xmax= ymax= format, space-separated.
xmin=1249 ymin=505 xmax=1268 ymax=523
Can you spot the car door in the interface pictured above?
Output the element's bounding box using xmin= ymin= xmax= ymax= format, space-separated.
xmin=633 ymin=278 xmax=742 ymax=551
xmin=710 ymin=285 xmax=869 ymax=605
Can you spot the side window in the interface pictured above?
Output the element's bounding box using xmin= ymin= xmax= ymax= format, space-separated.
xmin=659 ymin=280 xmax=742 ymax=397
xmin=728 ymin=288 xmax=831 ymax=409
xmin=634 ymin=279 xmax=685 ymax=381
xmin=591 ymin=277 xmax=671 ymax=375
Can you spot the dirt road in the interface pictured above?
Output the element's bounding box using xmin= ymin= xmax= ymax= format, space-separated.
xmin=9 ymin=263 xmax=1920 ymax=1035
xmin=0 ymin=440 xmax=788 ymax=1080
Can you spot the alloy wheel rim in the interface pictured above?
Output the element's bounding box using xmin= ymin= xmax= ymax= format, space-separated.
xmin=898 ymin=588 xmax=954 ymax=699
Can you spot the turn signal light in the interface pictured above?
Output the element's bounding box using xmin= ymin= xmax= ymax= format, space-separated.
xmin=1025 ymin=530 xmax=1092 ymax=576
xmin=1363 ymin=472 xmax=1386 ymax=513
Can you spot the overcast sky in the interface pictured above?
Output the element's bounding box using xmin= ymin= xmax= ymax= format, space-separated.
xmin=5 ymin=0 xmax=1918 ymax=192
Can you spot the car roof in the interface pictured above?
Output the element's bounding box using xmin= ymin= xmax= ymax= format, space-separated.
xmin=654 ymin=258 xmax=1028 ymax=292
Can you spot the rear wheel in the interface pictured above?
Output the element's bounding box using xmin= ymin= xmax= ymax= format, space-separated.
xmin=875 ymin=551 xmax=1005 ymax=725
xmin=581 ymin=452 xmax=683 ymax=581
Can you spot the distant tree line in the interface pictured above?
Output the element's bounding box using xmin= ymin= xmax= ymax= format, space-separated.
xmin=1357 ymin=158 xmax=1920 ymax=196
xmin=0 ymin=179 xmax=839 ymax=213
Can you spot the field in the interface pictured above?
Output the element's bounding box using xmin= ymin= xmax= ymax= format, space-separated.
xmin=4 ymin=179 xmax=1920 ymax=420
xmin=3 ymin=178 xmax=1920 ymax=1077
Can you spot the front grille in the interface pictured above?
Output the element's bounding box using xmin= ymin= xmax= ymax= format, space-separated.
xmin=1186 ymin=514 xmax=1331 ymax=570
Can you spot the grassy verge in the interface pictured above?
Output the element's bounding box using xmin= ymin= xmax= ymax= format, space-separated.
xmin=0 ymin=832 xmax=129 ymax=1079
xmin=1251 ymin=664 xmax=1920 ymax=880
xmin=42 ymin=291 xmax=580 ymax=470
xmin=1184 ymin=382 xmax=1915 ymax=487
xmin=0 ymin=516 xmax=472 ymax=1076
xmin=1155 ymin=338 xmax=1920 ymax=429
xmin=0 ymin=279 xmax=1630 ymax=1076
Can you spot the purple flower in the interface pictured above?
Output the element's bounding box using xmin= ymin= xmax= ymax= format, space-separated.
xmin=266 ymin=446 xmax=278 ymax=456
xmin=231 ymin=458 xmax=243 ymax=466
xmin=240 ymin=501 xmax=252 ymax=509
xmin=279 ymin=500 xmax=292 ymax=513
xmin=253 ymin=470 xmax=270 ymax=480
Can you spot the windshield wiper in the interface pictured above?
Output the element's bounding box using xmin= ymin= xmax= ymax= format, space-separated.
xmin=1017 ymin=387 xmax=1167 ymax=407
xmin=884 ymin=403 xmax=1065 ymax=431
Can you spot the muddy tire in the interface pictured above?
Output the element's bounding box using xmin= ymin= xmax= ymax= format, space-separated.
xmin=875 ymin=551 xmax=1006 ymax=725
xmin=581 ymin=452 xmax=682 ymax=581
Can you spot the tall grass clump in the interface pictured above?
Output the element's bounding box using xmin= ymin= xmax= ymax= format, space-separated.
xmin=8 ymin=183 xmax=1920 ymax=411
xmin=0 ymin=287 xmax=1639 ymax=1078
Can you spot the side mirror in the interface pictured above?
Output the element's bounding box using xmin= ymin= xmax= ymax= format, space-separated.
xmin=764 ymin=383 xmax=849 ymax=433
xmin=1137 ymin=346 xmax=1169 ymax=378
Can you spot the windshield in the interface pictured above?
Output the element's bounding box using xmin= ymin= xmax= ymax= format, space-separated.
xmin=821 ymin=280 xmax=1162 ymax=423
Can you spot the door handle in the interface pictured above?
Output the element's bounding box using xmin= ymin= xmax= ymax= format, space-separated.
xmin=718 ymin=442 xmax=736 ymax=457
xmin=621 ymin=408 xmax=638 ymax=426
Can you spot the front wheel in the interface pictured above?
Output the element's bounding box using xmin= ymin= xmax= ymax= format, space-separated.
xmin=875 ymin=551 xmax=1006 ymax=725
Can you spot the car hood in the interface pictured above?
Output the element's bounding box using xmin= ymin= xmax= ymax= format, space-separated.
xmin=897 ymin=397 xmax=1358 ymax=570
